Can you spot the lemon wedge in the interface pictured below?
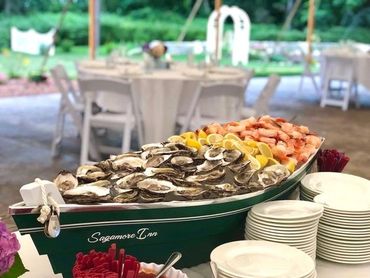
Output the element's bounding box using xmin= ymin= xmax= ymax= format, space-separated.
xmin=256 ymin=142 xmax=273 ymax=158
xmin=180 ymin=131 xmax=197 ymax=140
xmin=234 ymin=141 xmax=254 ymax=155
xmin=167 ymin=135 xmax=185 ymax=144
xmin=222 ymin=139 xmax=236 ymax=150
xmin=243 ymin=140 xmax=258 ymax=148
xmin=224 ymin=133 xmax=242 ymax=142
xmin=198 ymin=137 xmax=207 ymax=145
xmin=284 ymin=158 xmax=297 ymax=173
xmin=247 ymin=154 xmax=261 ymax=170
xmin=186 ymin=138 xmax=201 ymax=150
xmin=197 ymin=129 xmax=208 ymax=139
xmin=256 ymin=154 xmax=268 ymax=168
xmin=267 ymin=157 xmax=281 ymax=166
xmin=206 ymin=133 xmax=224 ymax=145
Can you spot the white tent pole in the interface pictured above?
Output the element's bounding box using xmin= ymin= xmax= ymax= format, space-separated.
xmin=177 ymin=0 xmax=204 ymax=42
xmin=214 ymin=0 xmax=222 ymax=63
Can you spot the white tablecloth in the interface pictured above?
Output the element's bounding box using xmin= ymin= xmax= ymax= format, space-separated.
xmin=79 ymin=61 xmax=246 ymax=143
xmin=321 ymin=50 xmax=370 ymax=91
xmin=15 ymin=231 xmax=370 ymax=278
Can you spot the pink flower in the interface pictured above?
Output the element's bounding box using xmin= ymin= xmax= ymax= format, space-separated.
xmin=0 ymin=221 xmax=20 ymax=275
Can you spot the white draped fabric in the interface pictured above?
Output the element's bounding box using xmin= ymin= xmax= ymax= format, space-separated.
xmin=78 ymin=61 xmax=246 ymax=143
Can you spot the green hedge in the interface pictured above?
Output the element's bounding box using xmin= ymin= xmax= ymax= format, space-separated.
xmin=0 ymin=11 xmax=369 ymax=49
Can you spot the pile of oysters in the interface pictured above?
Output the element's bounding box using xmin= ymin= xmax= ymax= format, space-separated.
xmin=54 ymin=142 xmax=290 ymax=204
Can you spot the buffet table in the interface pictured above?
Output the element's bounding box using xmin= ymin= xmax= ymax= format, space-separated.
xmin=78 ymin=60 xmax=246 ymax=143
xmin=321 ymin=49 xmax=370 ymax=91
xmin=15 ymin=232 xmax=370 ymax=278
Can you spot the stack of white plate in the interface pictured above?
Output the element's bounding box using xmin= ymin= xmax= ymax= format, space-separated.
xmin=314 ymin=192 xmax=370 ymax=264
xmin=245 ymin=200 xmax=323 ymax=259
xmin=300 ymin=172 xmax=370 ymax=202
xmin=210 ymin=240 xmax=316 ymax=278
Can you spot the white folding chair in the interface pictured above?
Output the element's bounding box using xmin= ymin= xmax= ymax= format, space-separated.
xmin=178 ymin=82 xmax=246 ymax=132
xmin=78 ymin=78 xmax=143 ymax=164
xmin=320 ymin=56 xmax=357 ymax=111
xmin=242 ymin=74 xmax=281 ymax=118
xmin=50 ymin=64 xmax=84 ymax=157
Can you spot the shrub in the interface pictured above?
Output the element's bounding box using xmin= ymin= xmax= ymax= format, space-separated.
xmin=59 ymin=39 xmax=74 ymax=53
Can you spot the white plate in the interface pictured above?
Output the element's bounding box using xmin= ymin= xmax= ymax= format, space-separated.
xmin=246 ymin=225 xmax=317 ymax=239
xmin=251 ymin=200 xmax=324 ymax=221
xmin=319 ymin=217 xmax=370 ymax=227
xmin=317 ymin=242 xmax=370 ymax=254
xmin=317 ymin=235 xmax=370 ymax=246
xmin=318 ymin=229 xmax=370 ymax=240
xmin=245 ymin=233 xmax=317 ymax=247
xmin=314 ymin=192 xmax=370 ymax=212
xmin=318 ymin=223 xmax=370 ymax=235
xmin=322 ymin=210 xmax=370 ymax=219
xmin=211 ymin=240 xmax=315 ymax=278
xmin=247 ymin=214 xmax=320 ymax=228
xmin=301 ymin=172 xmax=370 ymax=196
xmin=317 ymin=252 xmax=370 ymax=264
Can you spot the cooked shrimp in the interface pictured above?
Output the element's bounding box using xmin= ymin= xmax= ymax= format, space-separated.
xmin=258 ymin=128 xmax=278 ymax=138
xmin=281 ymin=123 xmax=294 ymax=133
xmin=305 ymin=135 xmax=321 ymax=148
xmin=291 ymin=131 xmax=303 ymax=139
xmin=259 ymin=137 xmax=276 ymax=145
xmin=226 ymin=124 xmax=245 ymax=133
xmin=277 ymin=131 xmax=290 ymax=142
xmin=298 ymin=125 xmax=310 ymax=134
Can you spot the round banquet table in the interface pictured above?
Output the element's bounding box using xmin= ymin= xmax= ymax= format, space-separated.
xmin=15 ymin=232 xmax=370 ymax=277
xmin=321 ymin=49 xmax=370 ymax=91
xmin=78 ymin=60 xmax=246 ymax=144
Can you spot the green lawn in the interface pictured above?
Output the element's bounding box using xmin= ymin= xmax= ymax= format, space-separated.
xmin=0 ymin=45 xmax=306 ymax=79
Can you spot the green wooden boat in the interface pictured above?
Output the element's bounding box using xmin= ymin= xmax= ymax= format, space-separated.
xmin=9 ymin=156 xmax=315 ymax=277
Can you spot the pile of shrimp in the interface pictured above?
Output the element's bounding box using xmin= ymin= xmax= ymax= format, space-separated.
xmin=203 ymin=115 xmax=321 ymax=164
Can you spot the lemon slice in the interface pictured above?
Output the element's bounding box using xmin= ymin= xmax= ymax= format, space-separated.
xmin=256 ymin=142 xmax=273 ymax=158
xmin=197 ymin=129 xmax=208 ymax=139
xmin=222 ymin=139 xmax=236 ymax=150
xmin=247 ymin=154 xmax=261 ymax=170
xmin=243 ymin=140 xmax=258 ymax=148
xmin=267 ymin=157 xmax=281 ymax=166
xmin=198 ymin=137 xmax=207 ymax=145
xmin=235 ymin=141 xmax=254 ymax=155
xmin=167 ymin=135 xmax=185 ymax=144
xmin=224 ymin=133 xmax=242 ymax=142
xmin=186 ymin=138 xmax=201 ymax=150
xmin=284 ymin=158 xmax=297 ymax=173
xmin=256 ymin=154 xmax=268 ymax=168
xmin=180 ymin=131 xmax=197 ymax=140
xmin=206 ymin=133 xmax=224 ymax=145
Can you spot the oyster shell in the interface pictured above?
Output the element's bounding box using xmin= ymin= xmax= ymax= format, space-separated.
xmin=53 ymin=170 xmax=78 ymax=192
xmin=206 ymin=183 xmax=238 ymax=194
xmin=141 ymin=143 xmax=164 ymax=151
xmin=145 ymin=154 xmax=171 ymax=168
xmin=144 ymin=167 xmax=181 ymax=178
xmin=111 ymin=156 xmax=144 ymax=171
xmin=76 ymin=165 xmax=108 ymax=182
xmin=186 ymin=168 xmax=226 ymax=183
xmin=174 ymin=187 xmax=208 ymax=199
xmin=110 ymin=171 xmax=133 ymax=181
xmin=63 ymin=185 xmax=111 ymax=203
xmin=196 ymin=160 xmax=222 ymax=173
xmin=95 ymin=160 xmax=113 ymax=171
xmin=116 ymin=173 xmax=146 ymax=189
xmin=170 ymin=156 xmax=193 ymax=167
xmin=234 ymin=169 xmax=257 ymax=185
xmin=228 ymin=161 xmax=251 ymax=173
xmin=139 ymin=191 xmax=165 ymax=203
xmin=137 ymin=178 xmax=177 ymax=194
xmin=113 ymin=190 xmax=139 ymax=203
xmin=204 ymin=148 xmax=225 ymax=161
xmin=257 ymin=165 xmax=290 ymax=188
xmin=222 ymin=149 xmax=243 ymax=165
xmin=83 ymin=180 xmax=111 ymax=188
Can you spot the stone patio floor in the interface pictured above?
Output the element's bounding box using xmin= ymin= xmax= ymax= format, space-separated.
xmin=1 ymin=76 xmax=370 ymax=231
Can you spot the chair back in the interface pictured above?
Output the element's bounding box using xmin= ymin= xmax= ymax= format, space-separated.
xmin=51 ymin=64 xmax=83 ymax=104
xmin=253 ymin=74 xmax=281 ymax=116
xmin=181 ymin=82 xmax=246 ymax=132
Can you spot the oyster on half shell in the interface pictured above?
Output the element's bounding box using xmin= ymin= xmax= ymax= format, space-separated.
xmin=113 ymin=190 xmax=140 ymax=203
xmin=137 ymin=178 xmax=177 ymax=194
xmin=258 ymin=165 xmax=290 ymax=188
xmin=76 ymin=165 xmax=108 ymax=182
xmin=186 ymin=168 xmax=226 ymax=183
xmin=54 ymin=170 xmax=78 ymax=192
xmin=204 ymin=148 xmax=225 ymax=161
xmin=63 ymin=185 xmax=111 ymax=203
xmin=174 ymin=187 xmax=208 ymax=199
xmin=111 ymin=156 xmax=144 ymax=171
xmin=196 ymin=160 xmax=222 ymax=173
xmin=115 ymin=173 xmax=146 ymax=189
xmin=222 ymin=149 xmax=243 ymax=165
xmin=234 ymin=169 xmax=257 ymax=185
xmin=145 ymin=154 xmax=171 ymax=168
